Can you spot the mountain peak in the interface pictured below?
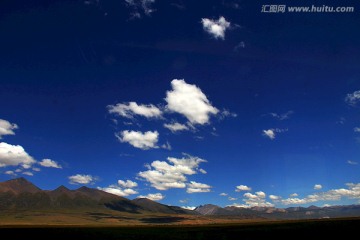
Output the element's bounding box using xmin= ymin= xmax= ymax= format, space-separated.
xmin=0 ymin=177 xmax=41 ymax=194
xmin=54 ymin=185 xmax=70 ymax=192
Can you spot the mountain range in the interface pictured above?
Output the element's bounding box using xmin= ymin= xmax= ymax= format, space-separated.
xmin=1 ymin=177 xmax=360 ymax=221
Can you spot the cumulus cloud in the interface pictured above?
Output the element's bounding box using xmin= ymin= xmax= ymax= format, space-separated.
xmin=163 ymin=122 xmax=189 ymax=132
xmin=118 ymin=179 xmax=138 ymax=188
xmin=228 ymin=197 xmax=237 ymax=201
xmin=201 ymin=16 xmax=231 ymax=40
xmin=354 ymin=127 xmax=360 ymax=133
xmin=137 ymin=193 xmax=164 ymax=201
xmin=262 ymin=128 xmax=287 ymax=140
xmin=186 ymin=181 xmax=211 ymax=193
xmin=125 ymin=0 xmax=156 ymax=18
xmin=181 ymin=206 xmax=196 ymax=210
xmin=268 ymin=111 xmax=294 ymax=120
xmin=345 ymin=90 xmax=360 ymax=106
xmin=238 ymin=191 xmax=274 ymax=208
xmin=99 ymin=186 xmax=138 ymax=197
xmin=314 ymin=184 xmax=322 ymax=190
xmin=235 ymin=185 xmax=251 ymax=192
xmin=38 ymin=159 xmax=62 ymax=169
xmin=347 ymin=160 xmax=358 ymax=165
xmin=0 ymin=119 xmax=18 ymax=139
xmin=269 ymin=195 xmax=281 ymax=200
xmin=117 ymin=130 xmax=159 ymax=150
xmin=220 ymin=192 xmax=228 ymax=196
xmin=5 ymin=170 xmax=16 ymax=176
xmin=0 ymin=142 xmax=36 ymax=168
xmin=138 ymin=153 xmax=207 ymax=190
xmin=108 ymin=102 xmax=162 ymax=119
xmin=281 ymin=183 xmax=360 ymax=205
xmin=68 ymin=174 xmax=96 ymax=185
xmin=290 ymin=193 xmax=298 ymax=197
xmin=22 ymin=171 xmax=33 ymax=176
xmin=99 ymin=179 xmax=138 ymax=197
xmin=165 ymin=79 xmax=219 ymax=125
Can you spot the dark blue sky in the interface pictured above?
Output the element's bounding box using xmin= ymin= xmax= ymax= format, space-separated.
xmin=1 ymin=0 xmax=360 ymax=208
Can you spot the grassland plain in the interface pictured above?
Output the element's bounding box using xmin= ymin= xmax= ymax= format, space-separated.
xmin=0 ymin=217 xmax=359 ymax=240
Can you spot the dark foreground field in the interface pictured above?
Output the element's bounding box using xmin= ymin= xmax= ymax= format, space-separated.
xmin=1 ymin=217 xmax=359 ymax=240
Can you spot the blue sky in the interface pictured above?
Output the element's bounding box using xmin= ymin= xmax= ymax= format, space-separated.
xmin=1 ymin=0 xmax=360 ymax=209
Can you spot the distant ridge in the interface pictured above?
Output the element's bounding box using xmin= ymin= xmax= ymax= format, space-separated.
xmin=1 ymin=178 xmax=360 ymax=220
xmin=195 ymin=203 xmax=360 ymax=219
xmin=0 ymin=177 xmax=195 ymax=215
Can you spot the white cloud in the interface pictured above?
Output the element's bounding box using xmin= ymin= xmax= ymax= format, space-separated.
xmin=347 ymin=160 xmax=358 ymax=165
xmin=22 ymin=171 xmax=33 ymax=176
xmin=161 ymin=141 xmax=172 ymax=150
xmin=68 ymin=174 xmax=96 ymax=185
xmin=220 ymin=192 xmax=228 ymax=196
xmin=262 ymin=128 xmax=287 ymax=140
xmin=5 ymin=170 xmax=16 ymax=176
xmin=220 ymin=109 xmax=237 ymax=119
xmin=354 ymin=127 xmax=360 ymax=133
xmin=228 ymin=197 xmax=237 ymax=201
xmin=227 ymin=203 xmax=250 ymax=208
xmin=268 ymin=111 xmax=294 ymax=120
xmin=241 ymin=191 xmax=274 ymax=208
xmin=137 ymin=193 xmax=164 ymax=201
xmin=235 ymin=185 xmax=251 ymax=192
xmin=181 ymin=206 xmax=196 ymax=210
xmin=281 ymin=183 xmax=360 ymax=205
xmin=201 ymin=16 xmax=231 ymax=40
xmin=0 ymin=142 xmax=36 ymax=168
xmin=199 ymin=168 xmax=207 ymax=174
xmin=0 ymin=119 xmax=18 ymax=139
xmin=118 ymin=179 xmax=138 ymax=188
xmin=138 ymin=153 xmax=207 ymax=190
xmin=345 ymin=90 xmax=360 ymax=106
xmin=38 ymin=159 xmax=62 ymax=169
xmin=186 ymin=181 xmax=211 ymax=193
xmin=263 ymin=129 xmax=275 ymax=140
xmin=125 ymin=0 xmax=156 ymax=18
xmin=99 ymin=179 xmax=138 ymax=197
xmin=163 ymin=122 xmax=189 ymax=132
xmin=117 ymin=130 xmax=159 ymax=150
xmin=314 ymin=184 xmax=322 ymax=190
xmin=255 ymin=191 xmax=266 ymax=198
xmin=108 ymin=102 xmax=162 ymax=119
xmin=99 ymin=185 xmax=138 ymax=197
xmin=165 ymin=79 xmax=219 ymax=125
xmin=269 ymin=195 xmax=281 ymax=200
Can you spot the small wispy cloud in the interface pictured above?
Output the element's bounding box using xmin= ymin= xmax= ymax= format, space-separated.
xmin=345 ymin=90 xmax=360 ymax=106
xmin=347 ymin=160 xmax=358 ymax=165
xmin=262 ymin=128 xmax=288 ymax=140
xmin=125 ymin=0 xmax=156 ymax=18
xmin=267 ymin=111 xmax=294 ymax=120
